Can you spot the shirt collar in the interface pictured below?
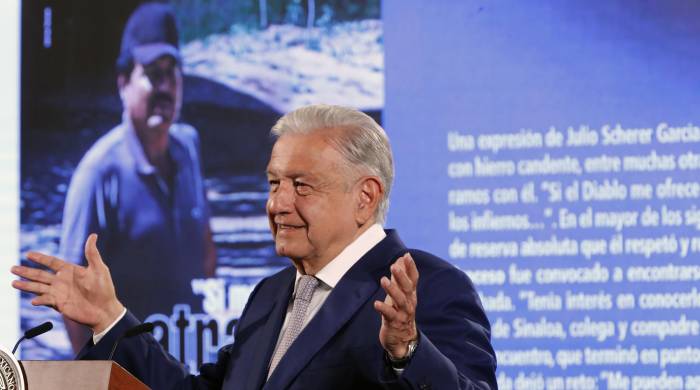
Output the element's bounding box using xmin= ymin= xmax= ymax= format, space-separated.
xmin=123 ymin=114 xmax=157 ymax=175
xmin=294 ymin=224 xmax=386 ymax=290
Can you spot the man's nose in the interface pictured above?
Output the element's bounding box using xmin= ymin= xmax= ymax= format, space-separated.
xmin=149 ymin=69 xmax=176 ymax=91
xmin=268 ymin=182 xmax=295 ymax=214
xmin=153 ymin=73 xmax=174 ymax=91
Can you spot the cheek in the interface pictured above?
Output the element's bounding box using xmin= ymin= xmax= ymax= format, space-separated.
xmin=315 ymin=197 xmax=351 ymax=220
xmin=123 ymin=87 xmax=147 ymax=112
xmin=294 ymin=200 xmax=316 ymax=226
xmin=299 ymin=201 xmax=341 ymax=235
xmin=137 ymin=76 xmax=153 ymax=93
xmin=175 ymin=75 xmax=183 ymax=94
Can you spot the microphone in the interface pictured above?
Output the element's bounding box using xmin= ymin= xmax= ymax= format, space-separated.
xmin=12 ymin=321 xmax=53 ymax=354
xmin=108 ymin=322 xmax=154 ymax=361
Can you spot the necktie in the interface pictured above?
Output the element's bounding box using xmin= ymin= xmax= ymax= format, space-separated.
xmin=268 ymin=275 xmax=319 ymax=377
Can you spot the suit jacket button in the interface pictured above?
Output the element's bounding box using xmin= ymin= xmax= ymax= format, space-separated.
xmin=419 ymin=384 xmax=431 ymax=390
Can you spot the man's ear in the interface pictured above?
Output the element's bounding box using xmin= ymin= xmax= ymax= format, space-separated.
xmin=117 ymin=74 xmax=128 ymax=100
xmin=355 ymin=176 xmax=383 ymax=226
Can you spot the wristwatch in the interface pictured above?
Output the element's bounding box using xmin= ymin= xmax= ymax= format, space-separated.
xmin=387 ymin=337 xmax=419 ymax=369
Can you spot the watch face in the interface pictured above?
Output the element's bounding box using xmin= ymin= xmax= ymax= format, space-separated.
xmin=406 ymin=339 xmax=418 ymax=357
xmin=387 ymin=338 xmax=419 ymax=369
xmin=0 ymin=345 xmax=25 ymax=390
xmin=407 ymin=340 xmax=420 ymax=357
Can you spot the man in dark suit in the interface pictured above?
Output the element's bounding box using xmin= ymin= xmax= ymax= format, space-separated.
xmin=12 ymin=105 xmax=497 ymax=389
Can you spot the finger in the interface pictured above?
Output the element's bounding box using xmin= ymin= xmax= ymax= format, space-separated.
xmin=402 ymin=253 xmax=419 ymax=284
xmin=12 ymin=280 xmax=49 ymax=295
xmin=391 ymin=260 xmax=415 ymax=295
xmin=383 ymin=289 xmax=394 ymax=306
xmin=11 ymin=266 xmax=54 ymax=284
xmin=26 ymin=252 xmax=63 ymax=272
xmin=381 ymin=275 xmax=408 ymax=311
xmin=391 ymin=267 xmax=417 ymax=313
xmin=374 ymin=300 xmax=400 ymax=321
xmin=84 ymin=234 xmax=106 ymax=268
xmin=31 ymin=295 xmax=55 ymax=307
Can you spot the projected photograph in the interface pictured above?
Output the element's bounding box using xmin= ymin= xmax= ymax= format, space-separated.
xmin=20 ymin=0 xmax=382 ymax=368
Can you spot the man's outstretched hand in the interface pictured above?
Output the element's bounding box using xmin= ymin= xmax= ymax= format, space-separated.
xmin=374 ymin=253 xmax=419 ymax=359
xmin=11 ymin=234 xmax=124 ymax=334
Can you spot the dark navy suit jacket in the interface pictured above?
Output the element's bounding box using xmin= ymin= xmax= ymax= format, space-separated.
xmin=78 ymin=230 xmax=497 ymax=389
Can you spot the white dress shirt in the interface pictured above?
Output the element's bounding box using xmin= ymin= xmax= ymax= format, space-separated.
xmin=93 ymin=307 xmax=128 ymax=344
xmin=269 ymin=224 xmax=386 ymax=363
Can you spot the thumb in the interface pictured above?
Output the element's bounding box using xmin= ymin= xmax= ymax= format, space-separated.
xmin=84 ymin=233 xmax=106 ymax=268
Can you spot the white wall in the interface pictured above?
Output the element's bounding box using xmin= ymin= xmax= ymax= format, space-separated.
xmin=0 ymin=0 xmax=21 ymax=348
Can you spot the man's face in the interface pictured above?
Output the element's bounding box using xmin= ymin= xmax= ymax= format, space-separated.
xmin=266 ymin=131 xmax=363 ymax=269
xmin=120 ymin=55 xmax=182 ymax=134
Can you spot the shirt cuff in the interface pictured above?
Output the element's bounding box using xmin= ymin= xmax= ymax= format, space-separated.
xmin=92 ymin=308 xmax=128 ymax=345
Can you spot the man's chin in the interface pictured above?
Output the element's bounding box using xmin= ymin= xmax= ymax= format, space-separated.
xmin=274 ymin=241 xmax=307 ymax=260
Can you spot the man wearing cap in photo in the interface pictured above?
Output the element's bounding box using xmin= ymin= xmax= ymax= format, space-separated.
xmin=58 ymin=2 xmax=217 ymax=352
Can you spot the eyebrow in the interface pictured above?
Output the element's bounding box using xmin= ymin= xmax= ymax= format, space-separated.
xmin=266 ymin=168 xmax=317 ymax=181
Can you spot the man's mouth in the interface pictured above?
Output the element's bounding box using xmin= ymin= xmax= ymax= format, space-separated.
xmin=277 ymin=224 xmax=304 ymax=231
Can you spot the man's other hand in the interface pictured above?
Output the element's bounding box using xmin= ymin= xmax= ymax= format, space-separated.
xmin=374 ymin=253 xmax=419 ymax=359
xmin=11 ymin=234 xmax=124 ymax=334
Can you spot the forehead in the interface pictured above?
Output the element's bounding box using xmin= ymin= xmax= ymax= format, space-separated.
xmin=267 ymin=131 xmax=346 ymax=177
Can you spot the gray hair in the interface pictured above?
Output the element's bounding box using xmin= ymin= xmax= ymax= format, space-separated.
xmin=271 ymin=104 xmax=394 ymax=225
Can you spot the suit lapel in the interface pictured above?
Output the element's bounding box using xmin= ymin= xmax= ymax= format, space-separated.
xmin=263 ymin=230 xmax=407 ymax=389
xmin=242 ymin=269 xmax=295 ymax=390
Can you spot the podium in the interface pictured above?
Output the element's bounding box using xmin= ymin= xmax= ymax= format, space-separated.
xmin=20 ymin=361 xmax=149 ymax=390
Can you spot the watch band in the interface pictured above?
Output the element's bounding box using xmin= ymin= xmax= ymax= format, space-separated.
xmin=387 ymin=337 xmax=419 ymax=369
